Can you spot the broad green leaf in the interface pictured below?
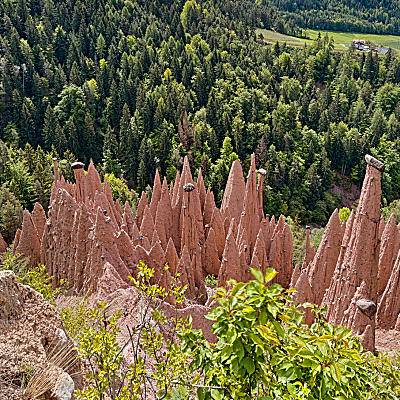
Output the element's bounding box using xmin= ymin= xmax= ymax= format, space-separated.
xmin=251 ymin=268 xmax=264 ymax=283
xmin=211 ymin=389 xmax=222 ymax=400
xmin=242 ymin=357 xmax=255 ymax=374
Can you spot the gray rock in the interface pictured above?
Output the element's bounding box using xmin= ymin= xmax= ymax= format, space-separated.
xmin=183 ymin=183 xmax=195 ymax=192
xmin=365 ymin=155 xmax=385 ymax=172
xmin=356 ymin=299 xmax=377 ymax=318
xmin=54 ymin=371 xmax=75 ymax=400
xmin=71 ymin=161 xmax=85 ymax=170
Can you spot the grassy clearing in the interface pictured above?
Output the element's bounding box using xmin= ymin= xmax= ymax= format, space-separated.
xmin=256 ymin=28 xmax=400 ymax=52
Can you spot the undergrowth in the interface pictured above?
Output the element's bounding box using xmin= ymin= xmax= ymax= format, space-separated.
xmin=0 ymin=247 xmax=64 ymax=304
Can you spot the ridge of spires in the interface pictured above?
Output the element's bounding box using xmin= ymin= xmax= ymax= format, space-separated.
xmin=13 ymin=153 xmax=400 ymax=353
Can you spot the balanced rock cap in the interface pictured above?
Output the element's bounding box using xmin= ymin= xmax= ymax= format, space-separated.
xmin=183 ymin=183 xmax=195 ymax=192
xmin=258 ymin=168 xmax=267 ymax=176
xmin=365 ymin=155 xmax=385 ymax=172
xmin=71 ymin=161 xmax=85 ymax=170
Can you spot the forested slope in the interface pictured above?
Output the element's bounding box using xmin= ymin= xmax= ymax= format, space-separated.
xmin=1 ymin=0 xmax=400 ymax=243
xmin=263 ymin=0 xmax=400 ymax=34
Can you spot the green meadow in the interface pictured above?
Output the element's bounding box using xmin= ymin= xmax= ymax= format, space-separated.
xmin=256 ymin=28 xmax=400 ymax=52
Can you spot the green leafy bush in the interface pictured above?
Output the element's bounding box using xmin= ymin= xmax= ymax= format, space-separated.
xmin=338 ymin=207 xmax=351 ymax=223
xmin=75 ymin=262 xmax=192 ymax=400
xmin=73 ymin=265 xmax=400 ymax=400
xmin=179 ymin=269 xmax=400 ymax=399
xmin=0 ymin=249 xmax=64 ymax=305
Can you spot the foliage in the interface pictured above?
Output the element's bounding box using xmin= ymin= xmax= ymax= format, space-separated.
xmin=265 ymin=0 xmax=400 ymax=34
xmin=338 ymin=207 xmax=351 ymax=223
xmin=179 ymin=269 xmax=400 ymax=399
xmin=310 ymin=227 xmax=325 ymax=250
xmin=104 ymin=173 xmax=136 ymax=209
xmin=0 ymin=184 xmax=23 ymax=243
xmin=75 ymin=262 xmax=192 ymax=400
xmin=2 ymin=0 xmax=400 ymax=226
xmin=0 ymin=249 xmax=64 ymax=305
xmin=381 ymin=199 xmax=400 ymax=223
xmin=60 ymin=297 xmax=91 ymax=341
xmin=204 ymin=274 xmax=218 ymax=289
xmin=285 ymin=216 xmax=306 ymax=267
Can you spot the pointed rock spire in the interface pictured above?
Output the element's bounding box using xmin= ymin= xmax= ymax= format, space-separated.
xmin=140 ymin=205 xmax=155 ymax=241
xmin=0 ymin=232 xmax=7 ymax=255
xmin=203 ymin=227 xmax=220 ymax=276
xmin=218 ymin=220 xmax=242 ymax=287
xmin=377 ymin=249 xmax=400 ymax=330
xmin=121 ymin=201 xmax=136 ymax=240
xmin=197 ymin=168 xmax=207 ymax=212
xmin=149 ymin=169 xmax=162 ymax=220
xmin=220 ymin=160 xmax=245 ymax=223
xmin=307 ymin=209 xmax=343 ymax=305
xmin=324 ymin=155 xmax=383 ymax=351
xmin=85 ymin=160 xmax=103 ymax=201
xmin=136 ymin=192 xmax=148 ymax=228
xmin=14 ymin=210 xmax=41 ymax=267
xmin=31 ymin=202 xmax=46 ymax=241
xmin=165 ymin=238 xmax=179 ymax=276
xmin=377 ymin=214 xmax=399 ymax=298
xmin=203 ymin=189 xmax=216 ymax=229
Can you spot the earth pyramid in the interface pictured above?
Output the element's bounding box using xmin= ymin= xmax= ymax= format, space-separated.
xmin=8 ymin=153 xmax=400 ymax=352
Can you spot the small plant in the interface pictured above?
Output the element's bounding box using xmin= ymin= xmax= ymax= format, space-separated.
xmin=338 ymin=206 xmax=351 ymax=223
xmin=204 ymin=274 xmax=218 ymax=289
xmin=60 ymin=296 xmax=91 ymax=341
xmin=0 ymin=248 xmax=65 ymax=305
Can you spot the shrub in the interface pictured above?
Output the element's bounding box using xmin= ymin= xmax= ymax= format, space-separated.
xmin=179 ymin=269 xmax=400 ymax=399
xmin=73 ymin=265 xmax=400 ymax=400
xmin=0 ymin=249 xmax=64 ymax=305
xmin=75 ymin=262 xmax=193 ymax=400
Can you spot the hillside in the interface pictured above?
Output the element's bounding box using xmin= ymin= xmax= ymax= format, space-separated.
xmin=263 ymin=0 xmax=400 ymax=34
xmin=2 ymin=0 xmax=400 ymax=242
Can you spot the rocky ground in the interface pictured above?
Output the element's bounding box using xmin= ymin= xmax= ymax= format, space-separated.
xmin=0 ymin=271 xmax=82 ymax=400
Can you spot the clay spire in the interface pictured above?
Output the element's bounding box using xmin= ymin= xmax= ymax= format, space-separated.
xmin=165 ymin=238 xmax=179 ymax=276
xmin=237 ymin=154 xmax=260 ymax=254
xmin=257 ymin=168 xmax=266 ymax=220
xmin=269 ymin=218 xmax=293 ymax=288
xmin=218 ymin=220 xmax=242 ymax=287
xmin=203 ymin=227 xmax=221 ymax=276
xmin=31 ymin=202 xmax=46 ymax=241
xmin=203 ymin=189 xmax=216 ymax=229
xmin=323 ymin=155 xmax=384 ymax=351
xmin=197 ymin=168 xmax=207 ymax=212
xmin=72 ymin=161 xmax=86 ymax=202
xmin=85 ymin=160 xmax=103 ymax=201
xmin=139 ymin=205 xmax=155 ymax=241
xmin=14 ymin=210 xmax=41 ymax=267
xmin=377 ymin=249 xmax=400 ymax=330
xmin=177 ymin=245 xmax=195 ymax=299
xmin=149 ymin=169 xmax=162 ymax=220
xmin=0 ymin=232 xmax=7 ymax=254
xmin=251 ymin=227 xmax=267 ymax=272
xmin=220 ymin=160 xmax=245 ymax=223
xmin=307 ymin=209 xmax=343 ymax=305
xmin=293 ymin=268 xmax=314 ymax=325
xmin=289 ymin=264 xmax=301 ymax=288
xmin=136 ymin=192 xmax=148 ymax=228
xmin=210 ymin=207 xmax=225 ymax=258
xmin=377 ymin=214 xmax=399 ymax=298
xmin=154 ymin=177 xmax=173 ymax=249
xmin=181 ymin=156 xmax=193 ymax=185
xmin=121 ymin=201 xmax=136 ymax=240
